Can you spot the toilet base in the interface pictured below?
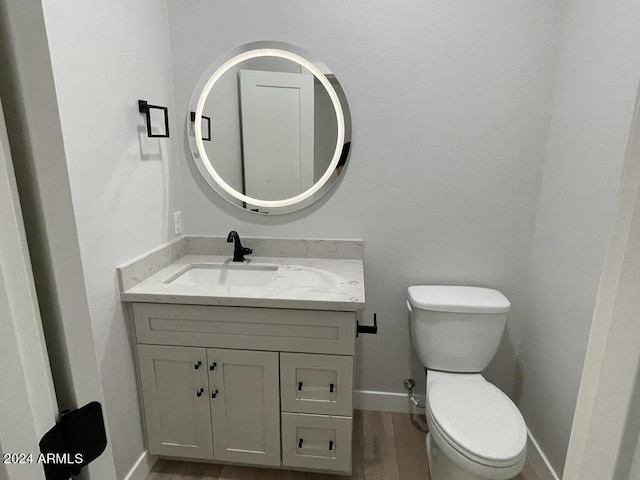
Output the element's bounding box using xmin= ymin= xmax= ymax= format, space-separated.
xmin=426 ymin=432 xmax=523 ymax=480
xmin=426 ymin=432 xmax=486 ymax=480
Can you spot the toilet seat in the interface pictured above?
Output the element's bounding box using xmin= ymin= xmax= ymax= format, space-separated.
xmin=426 ymin=375 xmax=527 ymax=469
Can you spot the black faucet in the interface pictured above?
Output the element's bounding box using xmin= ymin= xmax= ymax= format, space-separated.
xmin=227 ymin=231 xmax=253 ymax=262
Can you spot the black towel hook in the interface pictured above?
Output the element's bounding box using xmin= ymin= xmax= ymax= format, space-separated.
xmin=138 ymin=100 xmax=169 ymax=138
xmin=190 ymin=111 xmax=212 ymax=141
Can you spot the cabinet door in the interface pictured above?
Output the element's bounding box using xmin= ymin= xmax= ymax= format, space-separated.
xmin=138 ymin=345 xmax=213 ymax=459
xmin=207 ymin=348 xmax=280 ymax=466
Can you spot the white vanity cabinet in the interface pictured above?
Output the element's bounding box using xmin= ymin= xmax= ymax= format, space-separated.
xmin=132 ymin=302 xmax=356 ymax=474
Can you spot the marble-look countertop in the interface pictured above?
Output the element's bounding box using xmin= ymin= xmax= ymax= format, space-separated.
xmin=120 ymin=254 xmax=365 ymax=311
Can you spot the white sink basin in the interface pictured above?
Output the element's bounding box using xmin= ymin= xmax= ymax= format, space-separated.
xmin=165 ymin=263 xmax=278 ymax=287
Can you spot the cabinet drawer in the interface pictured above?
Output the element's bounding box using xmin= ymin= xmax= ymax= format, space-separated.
xmin=133 ymin=303 xmax=355 ymax=355
xmin=280 ymin=353 xmax=353 ymax=416
xmin=281 ymin=413 xmax=352 ymax=474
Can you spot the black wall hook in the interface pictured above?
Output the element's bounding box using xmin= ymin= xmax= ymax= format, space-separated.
xmin=138 ymin=100 xmax=169 ymax=138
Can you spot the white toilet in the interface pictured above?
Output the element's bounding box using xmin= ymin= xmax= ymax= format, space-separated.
xmin=407 ymin=285 xmax=527 ymax=480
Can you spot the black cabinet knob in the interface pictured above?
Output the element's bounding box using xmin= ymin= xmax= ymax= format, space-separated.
xmin=194 ymin=361 xmax=202 ymax=370
xmin=196 ymin=388 xmax=204 ymax=397
xmin=298 ymin=439 xmax=304 ymax=448
xmin=211 ymin=389 xmax=219 ymax=399
xmin=210 ymin=362 xmax=217 ymax=371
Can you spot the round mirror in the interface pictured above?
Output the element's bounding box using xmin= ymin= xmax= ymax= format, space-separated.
xmin=188 ymin=42 xmax=352 ymax=214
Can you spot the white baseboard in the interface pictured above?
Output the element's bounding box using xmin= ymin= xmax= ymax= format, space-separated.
xmin=354 ymin=389 xmax=425 ymax=414
xmin=527 ymin=429 xmax=560 ymax=480
xmin=123 ymin=451 xmax=157 ymax=480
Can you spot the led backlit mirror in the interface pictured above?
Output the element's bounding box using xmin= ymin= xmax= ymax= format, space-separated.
xmin=188 ymin=42 xmax=352 ymax=214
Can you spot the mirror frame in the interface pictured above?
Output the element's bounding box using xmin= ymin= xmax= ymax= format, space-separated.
xmin=188 ymin=41 xmax=351 ymax=214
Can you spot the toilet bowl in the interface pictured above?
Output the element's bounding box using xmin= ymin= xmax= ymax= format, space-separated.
xmin=424 ymin=371 xmax=526 ymax=480
xmin=407 ymin=285 xmax=527 ymax=480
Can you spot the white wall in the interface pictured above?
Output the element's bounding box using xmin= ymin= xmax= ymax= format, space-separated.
xmin=514 ymin=0 xmax=640 ymax=475
xmin=39 ymin=1 xmax=180 ymax=477
xmin=168 ymin=0 xmax=564 ymax=396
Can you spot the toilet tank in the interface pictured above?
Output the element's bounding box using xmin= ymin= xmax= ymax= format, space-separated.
xmin=407 ymin=286 xmax=510 ymax=373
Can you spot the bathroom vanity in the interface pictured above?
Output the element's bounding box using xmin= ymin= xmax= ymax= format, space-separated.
xmin=118 ymin=40 xmax=362 ymax=474
xmin=118 ymin=236 xmax=365 ymax=475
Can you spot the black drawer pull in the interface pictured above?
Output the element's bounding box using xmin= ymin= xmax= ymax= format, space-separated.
xmin=298 ymin=439 xmax=303 ymax=448
xmin=298 ymin=381 xmax=303 ymax=391
xmin=329 ymin=440 xmax=334 ymax=451
xmin=329 ymin=383 xmax=334 ymax=393
xmin=211 ymin=389 xmax=219 ymax=399
xmin=196 ymin=388 xmax=204 ymax=397
xmin=210 ymin=362 xmax=217 ymax=371
xmin=194 ymin=361 xmax=202 ymax=370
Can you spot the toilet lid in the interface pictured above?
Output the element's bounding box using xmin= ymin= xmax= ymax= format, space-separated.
xmin=427 ymin=377 xmax=527 ymax=464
